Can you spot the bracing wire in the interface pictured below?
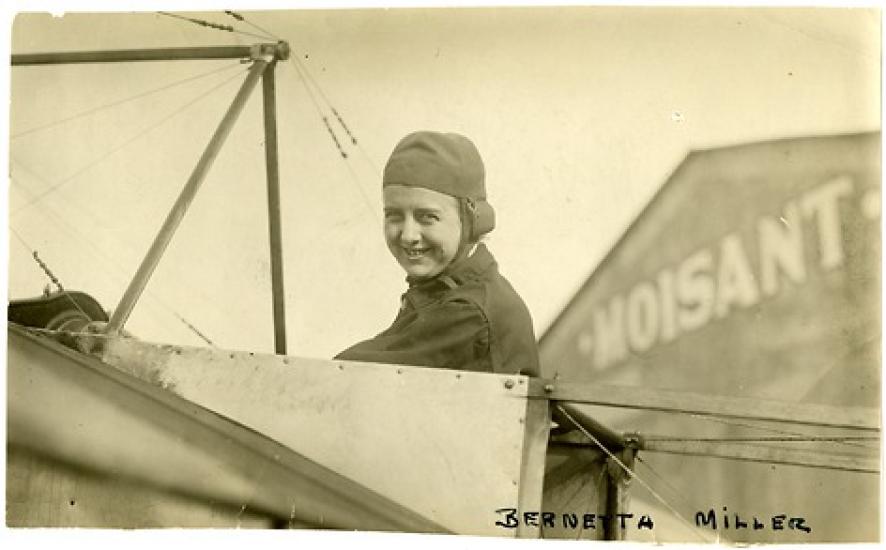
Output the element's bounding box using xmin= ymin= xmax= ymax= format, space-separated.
xmin=10 ymin=171 xmax=217 ymax=348
xmin=11 ymin=62 xmax=243 ymax=140
xmin=11 ymin=66 xmax=250 ymax=217
xmin=9 ymin=226 xmax=94 ymax=323
xmin=224 ymin=11 xmax=281 ymax=42
xmin=556 ymin=405 xmax=718 ymax=544
xmin=688 ymin=414 xmax=879 ymax=451
xmin=282 ymin=60 xmax=380 ymax=222
xmin=171 ymin=312 xmax=215 ymax=346
xmin=156 ymin=11 xmax=273 ymax=42
xmin=633 ymin=455 xmax=710 ymax=525
xmin=226 ymin=12 xmax=384 ymax=179
xmin=342 ymin=152 xmax=380 ymax=223
xmin=640 ymin=434 xmax=879 ymax=444
xmin=285 ymin=43 xmax=382 ymax=176
xmin=683 ymin=334 xmax=882 ymax=451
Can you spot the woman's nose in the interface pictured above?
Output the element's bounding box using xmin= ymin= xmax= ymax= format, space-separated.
xmin=400 ymin=218 xmax=421 ymax=244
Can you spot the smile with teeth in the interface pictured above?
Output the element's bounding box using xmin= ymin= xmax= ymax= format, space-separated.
xmin=403 ymin=247 xmax=430 ymax=259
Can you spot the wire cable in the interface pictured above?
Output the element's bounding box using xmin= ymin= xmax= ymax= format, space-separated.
xmin=641 ymin=435 xmax=878 ymax=443
xmin=156 ymin=11 xmax=273 ymax=43
xmin=9 ymin=173 xmax=217 ymax=348
xmin=9 ymin=226 xmax=94 ymax=322
xmin=689 ymin=410 xmax=879 ymax=451
xmin=281 ymin=60 xmax=379 ymax=222
xmin=11 ymin=66 xmax=249 ymax=217
xmin=633 ymin=454 xmax=717 ymax=542
xmin=224 ymin=11 xmax=281 ymax=42
xmin=11 ymin=62 xmax=243 ymax=140
xmin=285 ymin=45 xmax=382 ymax=177
xmin=556 ymin=405 xmax=717 ymax=543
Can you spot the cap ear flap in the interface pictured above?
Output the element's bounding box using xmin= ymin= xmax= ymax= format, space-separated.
xmin=469 ymin=199 xmax=495 ymax=240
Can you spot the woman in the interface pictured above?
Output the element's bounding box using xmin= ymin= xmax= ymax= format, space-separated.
xmin=336 ymin=131 xmax=539 ymax=376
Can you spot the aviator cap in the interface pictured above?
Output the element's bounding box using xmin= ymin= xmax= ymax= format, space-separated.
xmin=383 ymin=131 xmax=495 ymax=239
xmin=383 ymin=131 xmax=487 ymax=200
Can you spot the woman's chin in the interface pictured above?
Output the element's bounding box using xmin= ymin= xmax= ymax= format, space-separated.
xmin=401 ymin=263 xmax=442 ymax=280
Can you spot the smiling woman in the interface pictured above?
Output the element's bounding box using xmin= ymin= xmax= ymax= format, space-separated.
xmin=335 ymin=131 xmax=539 ymax=376
xmin=383 ymin=185 xmax=462 ymax=281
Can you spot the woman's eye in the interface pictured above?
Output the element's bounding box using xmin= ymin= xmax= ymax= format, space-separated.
xmin=418 ymin=213 xmax=439 ymax=223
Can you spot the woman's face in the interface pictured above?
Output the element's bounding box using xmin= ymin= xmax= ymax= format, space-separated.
xmin=383 ymin=185 xmax=462 ymax=280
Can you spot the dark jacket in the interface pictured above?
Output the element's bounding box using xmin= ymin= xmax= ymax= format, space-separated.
xmin=335 ymin=244 xmax=540 ymax=376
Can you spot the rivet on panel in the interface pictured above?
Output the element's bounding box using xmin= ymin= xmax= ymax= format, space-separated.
xmin=504 ymin=379 xmax=515 ymax=389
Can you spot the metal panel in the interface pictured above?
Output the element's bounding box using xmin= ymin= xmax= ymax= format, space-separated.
xmin=7 ymin=446 xmax=274 ymax=528
xmin=8 ymin=324 xmax=446 ymax=531
xmin=102 ymin=336 xmax=537 ymax=535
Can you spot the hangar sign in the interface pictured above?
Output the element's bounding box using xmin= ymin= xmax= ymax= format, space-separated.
xmin=540 ymin=132 xmax=880 ymax=402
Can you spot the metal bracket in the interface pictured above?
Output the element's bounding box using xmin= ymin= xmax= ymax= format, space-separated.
xmin=248 ymin=41 xmax=290 ymax=62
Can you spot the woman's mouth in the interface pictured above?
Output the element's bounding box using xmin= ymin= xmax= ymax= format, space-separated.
xmin=403 ymin=247 xmax=430 ymax=260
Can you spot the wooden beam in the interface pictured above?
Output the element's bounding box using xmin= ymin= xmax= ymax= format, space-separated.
xmin=530 ymin=380 xmax=880 ymax=432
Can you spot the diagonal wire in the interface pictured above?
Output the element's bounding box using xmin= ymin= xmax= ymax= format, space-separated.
xmin=342 ymin=157 xmax=380 ymax=223
xmin=556 ymin=405 xmax=717 ymax=543
xmin=11 ymin=66 xmax=249 ymax=217
xmin=9 ymin=174 xmax=216 ymax=348
xmin=640 ymin=435 xmax=879 ymax=443
xmin=286 ymin=44 xmax=382 ymax=177
xmin=684 ymin=334 xmax=882 ymax=451
xmin=689 ymin=411 xmax=880 ymax=451
xmin=11 ymin=62 xmax=243 ymax=140
xmin=156 ymin=11 xmax=274 ymax=42
xmin=9 ymin=226 xmax=94 ymax=322
xmin=211 ymin=13 xmax=382 ymax=178
xmin=633 ymin=454 xmax=715 ymax=533
xmin=224 ymin=11 xmax=281 ymax=42
xmin=282 ymin=60 xmax=379 ymax=222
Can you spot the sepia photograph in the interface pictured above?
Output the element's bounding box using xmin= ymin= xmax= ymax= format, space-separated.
xmin=4 ymin=1 xmax=881 ymax=546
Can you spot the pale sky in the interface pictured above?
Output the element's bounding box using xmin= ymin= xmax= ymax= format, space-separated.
xmin=5 ymin=4 xmax=880 ymax=360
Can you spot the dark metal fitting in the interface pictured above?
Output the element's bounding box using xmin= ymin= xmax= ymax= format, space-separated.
xmin=504 ymin=379 xmax=516 ymax=389
xmin=275 ymin=41 xmax=291 ymax=61
xmin=623 ymin=432 xmax=642 ymax=449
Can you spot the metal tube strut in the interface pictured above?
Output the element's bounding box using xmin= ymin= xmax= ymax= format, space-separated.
xmin=12 ymin=43 xmax=289 ymax=66
xmin=105 ymin=57 xmax=272 ymax=336
xmin=261 ymin=61 xmax=288 ymax=354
